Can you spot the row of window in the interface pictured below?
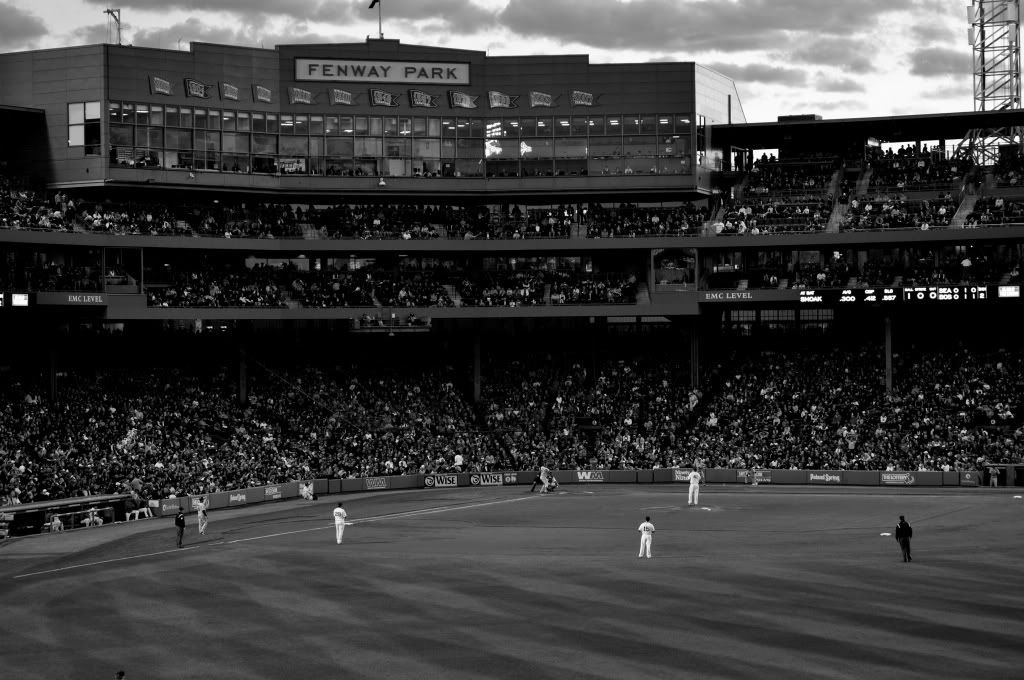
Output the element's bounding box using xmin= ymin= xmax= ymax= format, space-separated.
xmin=108 ymin=102 xmax=693 ymax=138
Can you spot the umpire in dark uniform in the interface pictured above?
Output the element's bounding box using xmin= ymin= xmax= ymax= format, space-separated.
xmin=175 ymin=507 xmax=186 ymax=548
xmin=895 ymin=515 xmax=912 ymax=562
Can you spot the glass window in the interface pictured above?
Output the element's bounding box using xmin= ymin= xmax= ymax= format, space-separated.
xmin=206 ymin=109 xmax=219 ymax=129
xmin=385 ymin=138 xmax=410 ymax=157
xmin=639 ymin=115 xmax=657 ymax=134
xmin=195 ymin=129 xmax=220 ymax=151
xmin=427 ymin=118 xmax=441 ymax=136
xmin=150 ymin=105 xmax=163 ymax=127
xmin=68 ymin=125 xmax=85 ymax=146
xmin=355 ymin=138 xmax=382 ymax=156
xmin=485 ymin=119 xmax=504 ymax=138
xmin=622 ymin=116 xmax=640 ymax=135
xmin=109 ymin=124 xmax=133 ymax=146
xmin=221 ymin=111 xmax=235 ymax=131
xmin=310 ymin=115 xmax=324 ymax=135
xmin=222 ymin=132 xmax=250 ymax=153
xmin=520 ymin=138 xmax=554 ymax=158
xmin=326 ymin=137 xmax=353 ymax=156
xmin=178 ymin=107 xmax=192 ymax=128
xmin=555 ymin=138 xmax=587 ymax=158
xmin=138 ymin=126 xmax=163 ymax=148
xmin=165 ymin=128 xmax=192 ymax=149
xmin=294 ymin=115 xmax=308 ymax=135
xmin=441 ymin=118 xmax=457 ymax=138
xmin=280 ymin=136 xmax=308 ymax=155
xmin=85 ymin=101 xmax=101 ymax=120
xmin=412 ymin=138 xmax=440 ymax=158
xmin=657 ymin=115 xmax=673 ymax=135
xmin=519 ymin=117 xmax=537 ymax=136
xmin=412 ymin=116 xmax=427 ymax=135
xmin=193 ymin=109 xmax=207 ymax=129
xmin=556 ymin=117 xmax=571 ymax=134
xmin=587 ymin=116 xmax=605 ymax=135
xmin=354 ymin=116 xmax=368 ymax=135
xmin=108 ymin=102 xmax=121 ymax=123
xmin=535 ymin=117 xmax=552 ymax=137
xmin=463 ymin=119 xmax=483 ymax=137
xmin=252 ymin=113 xmax=267 ymax=133
xmin=675 ymin=115 xmax=691 ymax=133
xmin=607 ymin=116 xmax=621 ymax=133
xmin=325 ymin=115 xmax=339 ymax=135
xmin=571 ymin=117 xmax=588 ymax=136
xmin=135 ymin=105 xmax=149 ymax=125
xmin=120 ymin=103 xmax=134 ymax=124
xmin=368 ymin=116 xmax=383 ymax=136
xmin=236 ymin=111 xmax=250 ymax=131
xmin=339 ymin=116 xmax=354 ymax=133
xmin=398 ymin=117 xmax=411 ymax=136
xmin=252 ymin=133 xmax=277 ymax=154
xmin=165 ymin=106 xmax=179 ymax=127
xmin=266 ymin=113 xmax=278 ymax=134
xmin=383 ymin=116 xmax=398 ymax=136
xmin=68 ymin=103 xmax=84 ymax=125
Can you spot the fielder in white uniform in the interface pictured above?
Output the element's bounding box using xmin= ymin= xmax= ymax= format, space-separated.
xmin=333 ymin=502 xmax=348 ymax=544
xmin=687 ymin=470 xmax=702 ymax=506
xmin=196 ymin=496 xmax=209 ymax=535
xmin=637 ymin=516 xmax=655 ymax=558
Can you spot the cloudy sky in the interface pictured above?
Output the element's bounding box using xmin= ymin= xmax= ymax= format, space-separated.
xmin=1 ymin=0 xmax=973 ymax=123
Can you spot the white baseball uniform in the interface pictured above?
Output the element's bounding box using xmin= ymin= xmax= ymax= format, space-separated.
xmin=333 ymin=506 xmax=348 ymax=544
xmin=687 ymin=471 xmax=701 ymax=506
xmin=638 ymin=521 xmax=655 ymax=558
xmin=196 ymin=499 xmax=209 ymax=535
xmin=539 ymin=466 xmax=551 ymax=493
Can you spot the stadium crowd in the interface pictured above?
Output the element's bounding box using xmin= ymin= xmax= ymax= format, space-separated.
xmin=2 ymin=344 xmax=1020 ymax=507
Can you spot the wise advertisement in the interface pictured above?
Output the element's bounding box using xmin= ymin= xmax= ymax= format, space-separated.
xmin=470 ymin=473 xmax=503 ymax=486
xmin=424 ymin=474 xmax=458 ymax=488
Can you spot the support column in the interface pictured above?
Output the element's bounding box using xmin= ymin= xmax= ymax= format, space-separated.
xmin=689 ymin=323 xmax=700 ymax=389
xmin=238 ymin=342 xmax=249 ymax=406
xmin=472 ymin=335 xmax=481 ymax=403
xmin=884 ymin=316 xmax=893 ymax=394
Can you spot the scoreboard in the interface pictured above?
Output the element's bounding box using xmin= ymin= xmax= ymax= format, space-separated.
xmin=796 ymin=285 xmax=1018 ymax=305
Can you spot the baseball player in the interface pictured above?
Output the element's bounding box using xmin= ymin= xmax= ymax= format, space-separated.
xmin=196 ymin=496 xmax=209 ymax=536
xmin=333 ymin=502 xmax=348 ymax=545
xmin=530 ymin=465 xmax=552 ymax=493
xmin=637 ymin=516 xmax=655 ymax=558
xmin=686 ymin=469 xmax=702 ymax=506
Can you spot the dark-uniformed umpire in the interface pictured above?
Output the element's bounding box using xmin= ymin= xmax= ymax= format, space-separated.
xmin=895 ymin=515 xmax=912 ymax=562
xmin=175 ymin=507 xmax=186 ymax=548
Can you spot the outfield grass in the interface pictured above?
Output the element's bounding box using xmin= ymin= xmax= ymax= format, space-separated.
xmin=1 ymin=485 xmax=1021 ymax=679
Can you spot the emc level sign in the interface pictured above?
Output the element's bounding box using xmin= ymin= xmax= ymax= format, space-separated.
xmin=296 ymin=59 xmax=470 ymax=85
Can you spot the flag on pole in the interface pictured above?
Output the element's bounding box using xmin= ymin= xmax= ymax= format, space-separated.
xmin=369 ymin=0 xmax=379 ymax=7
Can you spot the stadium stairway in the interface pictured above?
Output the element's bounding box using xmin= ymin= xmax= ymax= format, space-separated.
xmin=951 ymin=193 xmax=979 ymax=228
xmin=826 ymin=202 xmax=848 ymax=232
xmin=855 ymin=168 xmax=873 ymax=196
xmin=634 ymin=281 xmax=651 ymax=304
xmin=442 ymin=283 xmax=463 ymax=306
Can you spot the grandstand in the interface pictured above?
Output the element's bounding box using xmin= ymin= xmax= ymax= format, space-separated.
xmin=1 ymin=37 xmax=1023 ymax=525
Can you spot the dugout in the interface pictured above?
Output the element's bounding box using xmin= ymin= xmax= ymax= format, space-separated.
xmin=0 ymin=494 xmax=130 ymax=537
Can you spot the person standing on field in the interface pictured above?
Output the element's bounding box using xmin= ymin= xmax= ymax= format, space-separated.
xmin=174 ymin=507 xmax=186 ymax=548
xmin=196 ymin=496 xmax=209 ymax=536
xmin=687 ymin=469 xmax=702 ymax=506
xmin=637 ymin=516 xmax=655 ymax=558
xmin=333 ymin=502 xmax=348 ymax=545
xmin=895 ymin=515 xmax=912 ymax=562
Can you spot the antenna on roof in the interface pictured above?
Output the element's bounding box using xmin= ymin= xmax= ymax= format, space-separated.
xmin=104 ymin=8 xmax=122 ymax=46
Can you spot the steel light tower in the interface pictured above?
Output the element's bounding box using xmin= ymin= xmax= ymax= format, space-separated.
xmin=961 ymin=0 xmax=1023 ymax=164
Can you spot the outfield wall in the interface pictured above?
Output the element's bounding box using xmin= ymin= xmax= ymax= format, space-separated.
xmin=152 ymin=468 xmax=989 ymax=517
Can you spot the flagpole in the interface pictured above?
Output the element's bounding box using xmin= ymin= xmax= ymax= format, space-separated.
xmin=378 ymin=0 xmax=383 ymax=39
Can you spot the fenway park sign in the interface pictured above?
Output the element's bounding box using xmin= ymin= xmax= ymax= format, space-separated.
xmin=296 ymin=59 xmax=470 ymax=84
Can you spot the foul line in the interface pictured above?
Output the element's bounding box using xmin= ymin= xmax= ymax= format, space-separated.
xmin=13 ymin=545 xmax=200 ymax=579
xmin=13 ymin=495 xmax=537 ymax=578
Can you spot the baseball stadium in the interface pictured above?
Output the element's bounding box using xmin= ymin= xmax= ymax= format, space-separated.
xmin=1 ymin=4 xmax=1023 ymax=678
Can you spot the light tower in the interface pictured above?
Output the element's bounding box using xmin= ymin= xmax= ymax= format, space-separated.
xmin=104 ymin=8 xmax=122 ymax=46
xmin=960 ymin=0 xmax=1023 ymax=165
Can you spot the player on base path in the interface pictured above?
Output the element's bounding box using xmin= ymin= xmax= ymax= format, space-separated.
xmin=637 ymin=516 xmax=655 ymax=558
xmin=333 ymin=502 xmax=348 ymax=544
xmin=196 ymin=496 xmax=209 ymax=535
xmin=686 ymin=469 xmax=702 ymax=506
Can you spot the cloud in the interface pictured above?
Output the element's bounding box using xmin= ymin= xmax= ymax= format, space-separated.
xmin=908 ymin=46 xmax=970 ymax=77
xmin=81 ymin=0 xmax=498 ymax=34
xmin=704 ymin=62 xmax=807 ymax=87
xmin=498 ymin=0 xmax=918 ymax=53
xmin=0 ymin=2 xmax=48 ymax=50
xmin=816 ymin=76 xmax=866 ymax=93
xmin=790 ymin=99 xmax=865 ymax=114
xmin=920 ymin=84 xmax=971 ymax=100
xmin=126 ymin=17 xmax=349 ymax=51
xmin=909 ymin=23 xmax=958 ymax=44
xmin=68 ymin=23 xmax=118 ymax=47
xmin=787 ymin=39 xmax=874 ymax=74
